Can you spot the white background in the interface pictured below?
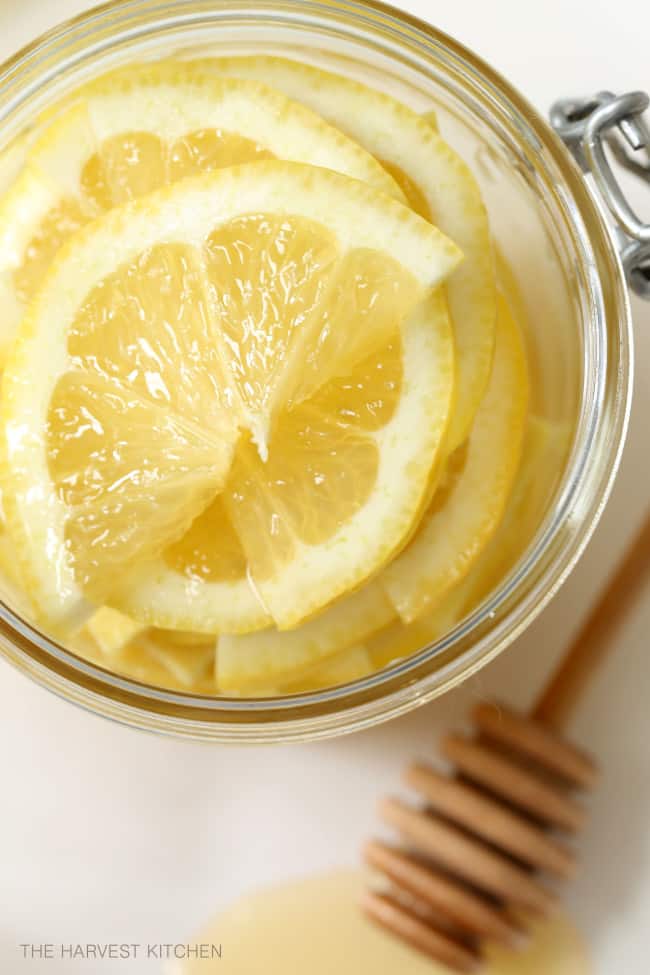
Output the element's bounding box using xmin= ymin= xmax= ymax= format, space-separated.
xmin=0 ymin=1 xmax=649 ymax=973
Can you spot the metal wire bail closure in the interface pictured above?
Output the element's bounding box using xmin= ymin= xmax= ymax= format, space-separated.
xmin=551 ymin=91 xmax=650 ymax=299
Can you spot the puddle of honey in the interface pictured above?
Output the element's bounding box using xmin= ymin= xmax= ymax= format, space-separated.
xmin=178 ymin=869 xmax=591 ymax=974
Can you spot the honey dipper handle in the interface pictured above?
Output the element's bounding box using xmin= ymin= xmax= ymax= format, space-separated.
xmin=532 ymin=511 xmax=650 ymax=731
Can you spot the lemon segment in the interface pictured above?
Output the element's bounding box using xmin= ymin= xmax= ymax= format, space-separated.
xmin=210 ymin=55 xmax=496 ymax=449
xmin=381 ymin=293 xmax=529 ymax=623
xmin=217 ymin=582 xmax=394 ymax=690
xmin=2 ymin=162 xmax=459 ymax=631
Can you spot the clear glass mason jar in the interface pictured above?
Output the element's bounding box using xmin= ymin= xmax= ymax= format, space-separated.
xmin=0 ymin=0 xmax=633 ymax=742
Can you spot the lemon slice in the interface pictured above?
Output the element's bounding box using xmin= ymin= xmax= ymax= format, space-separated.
xmin=218 ymin=290 xmax=525 ymax=683
xmin=0 ymin=522 xmax=34 ymax=620
xmin=362 ymin=589 xmax=468 ymax=672
xmin=0 ymin=132 xmax=28 ymax=200
xmin=210 ymin=55 xmax=496 ymax=449
xmin=2 ymin=162 xmax=459 ymax=630
xmin=118 ymin=284 xmax=455 ymax=634
xmin=85 ymin=606 xmax=148 ymax=656
xmin=421 ymin=110 xmax=439 ymax=131
xmin=365 ymin=415 xmax=566 ymax=671
xmin=234 ymin=644 xmax=375 ymax=697
xmin=381 ymin=293 xmax=529 ymax=622
xmin=217 ymin=582 xmax=394 ymax=690
xmin=280 ymin=644 xmax=373 ymax=692
xmin=85 ymin=634 xmax=216 ymax=693
xmin=0 ymin=61 xmax=403 ymax=357
xmin=446 ymin=414 xmax=572 ymax=614
xmin=136 ymin=631 xmax=215 ymax=689
xmin=83 ymin=606 xmax=215 ymax=687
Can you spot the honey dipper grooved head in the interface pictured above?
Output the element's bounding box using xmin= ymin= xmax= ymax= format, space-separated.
xmin=361 ymin=888 xmax=481 ymax=973
xmin=472 ymin=702 xmax=599 ymax=788
xmin=403 ymin=761 xmax=576 ymax=878
xmin=440 ymin=733 xmax=587 ymax=832
xmin=365 ymin=700 xmax=598 ymax=971
xmin=363 ymin=839 xmax=522 ymax=945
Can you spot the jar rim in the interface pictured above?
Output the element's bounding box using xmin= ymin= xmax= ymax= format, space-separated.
xmin=0 ymin=0 xmax=633 ymax=742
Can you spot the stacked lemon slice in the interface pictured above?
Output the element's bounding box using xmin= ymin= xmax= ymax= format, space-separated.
xmin=0 ymin=57 xmax=535 ymax=696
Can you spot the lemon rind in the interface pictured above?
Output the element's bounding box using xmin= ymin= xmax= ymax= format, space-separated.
xmin=217 ymin=580 xmax=393 ymax=689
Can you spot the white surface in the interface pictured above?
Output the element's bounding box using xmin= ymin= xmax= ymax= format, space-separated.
xmin=0 ymin=1 xmax=649 ymax=973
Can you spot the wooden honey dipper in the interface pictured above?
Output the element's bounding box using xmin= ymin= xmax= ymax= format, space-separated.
xmin=362 ymin=512 xmax=650 ymax=972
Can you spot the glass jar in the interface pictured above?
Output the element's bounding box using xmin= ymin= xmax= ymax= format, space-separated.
xmin=0 ymin=0 xmax=634 ymax=741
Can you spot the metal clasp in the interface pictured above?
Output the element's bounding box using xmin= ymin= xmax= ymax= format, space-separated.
xmin=551 ymin=91 xmax=650 ymax=300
